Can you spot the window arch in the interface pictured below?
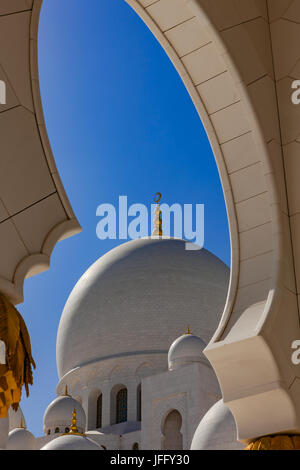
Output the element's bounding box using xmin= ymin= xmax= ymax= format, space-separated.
xmin=55 ymin=427 xmax=60 ymax=434
xmin=97 ymin=393 xmax=102 ymax=428
xmin=137 ymin=384 xmax=141 ymax=421
xmin=116 ymin=388 xmax=127 ymax=424
xmin=47 ymin=429 xmax=50 ymax=435
xmin=162 ymin=410 xmax=183 ymax=450
xmin=132 ymin=442 xmax=139 ymax=450
xmin=65 ymin=427 xmax=70 ymax=433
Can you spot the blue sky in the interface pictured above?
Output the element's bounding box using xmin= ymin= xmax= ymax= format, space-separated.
xmin=17 ymin=0 xmax=230 ymax=435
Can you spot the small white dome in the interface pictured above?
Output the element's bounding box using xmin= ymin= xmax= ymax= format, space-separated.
xmin=168 ymin=333 xmax=206 ymax=370
xmin=191 ymin=399 xmax=244 ymax=450
xmin=8 ymin=406 xmax=26 ymax=431
xmin=7 ymin=428 xmax=35 ymax=450
xmin=41 ymin=434 xmax=101 ymax=451
xmin=43 ymin=395 xmax=86 ymax=435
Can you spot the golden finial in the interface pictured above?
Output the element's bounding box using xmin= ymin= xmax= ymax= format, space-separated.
xmin=19 ymin=417 xmax=25 ymax=429
xmin=62 ymin=408 xmax=85 ymax=437
xmin=70 ymin=408 xmax=78 ymax=434
xmin=153 ymin=192 xmax=163 ymax=236
xmin=64 ymin=385 xmax=70 ymax=397
xmin=186 ymin=325 xmax=191 ymax=335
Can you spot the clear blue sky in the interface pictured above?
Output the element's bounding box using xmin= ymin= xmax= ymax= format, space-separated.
xmin=17 ymin=0 xmax=230 ymax=436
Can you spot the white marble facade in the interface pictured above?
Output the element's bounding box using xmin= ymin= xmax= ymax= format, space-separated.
xmin=4 ymin=237 xmax=243 ymax=450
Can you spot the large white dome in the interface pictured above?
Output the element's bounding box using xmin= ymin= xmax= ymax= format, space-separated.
xmin=57 ymin=238 xmax=229 ymax=379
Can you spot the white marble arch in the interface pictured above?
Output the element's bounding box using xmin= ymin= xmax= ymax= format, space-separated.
xmin=0 ymin=0 xmax=81 ymax=304
xmin=1 ymin=0 xmax=300 ymax=442
xmin=121 ymin=0 xmax=300 ymax=442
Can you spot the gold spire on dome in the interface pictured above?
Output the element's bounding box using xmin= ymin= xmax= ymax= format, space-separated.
xmin=71 ymin=408 xmax=78 ymax=434
xmin=64 ymin=385 xmax=70 ymax=397
xmin=62 ymin=408 xmax=85 ymax=437
xmin=153 ymin=192 xmax=163 ymax=236
xmin=186 ymin=325 xmax=191 ymax=335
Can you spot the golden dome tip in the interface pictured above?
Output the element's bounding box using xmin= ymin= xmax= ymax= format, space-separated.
xmin=152 ymin=193 xmax=163 ymax=236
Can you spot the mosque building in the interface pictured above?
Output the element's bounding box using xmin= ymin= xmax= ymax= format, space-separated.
xmin=1 ymin=0 xmax=300 ymax=452
xmin=1 ymin=222 xmax=244 ymax=450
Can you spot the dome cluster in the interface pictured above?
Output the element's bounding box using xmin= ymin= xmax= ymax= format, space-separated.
xmin=2 ymin=236 xmax=233 ymax=450
xmin=41 ymin=403 xmax=101 ymax=450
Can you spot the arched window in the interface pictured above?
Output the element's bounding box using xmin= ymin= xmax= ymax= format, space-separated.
xmin=162 ymin=410 xmax=183 ymax=450
xmin=47 ymin=429 xmax=50 ymax=435
xmin=116 ymin=388 xmax=127 ymax=424
xmin=97 ymin=393 xmax=102 ymax=428
xmin=132 ymin=442 xmax=139 ymax=450
xmin=137 ymin=384 xmax=141 ymax=421
xmin=65 ymin=427 xmax=70 ymax=433
xmin=55 ymin=427 xmax=60 ymax=434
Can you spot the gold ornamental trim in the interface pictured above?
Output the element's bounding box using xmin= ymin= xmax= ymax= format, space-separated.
xmin=245 ymin=435 xmax=300 ymax=450
xmin=152 ymin=193 xmax=163 ymax=236
xmin=0 ymin=293 xmax=36 ymax=418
